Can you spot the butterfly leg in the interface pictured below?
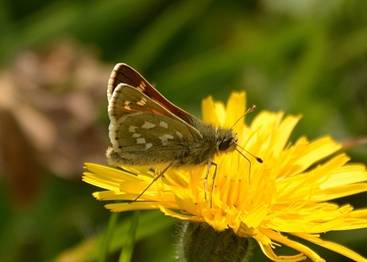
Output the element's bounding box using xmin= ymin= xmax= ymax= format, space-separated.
xmin=234 ymin=148 xmax=252 ymax=183
xmin=204 ymin=160 xmax=212 ymax=201
xmin=132 ymin=162 xmax=175 ymax=202
xmin=210 ymin=161 xmax=218 ymax=207
xmin=203 ymin=160 xmax=218 ymax=206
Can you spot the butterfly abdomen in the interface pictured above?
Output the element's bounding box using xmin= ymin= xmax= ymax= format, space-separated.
xmin=107 ymin=128 xmax=217 ymax=167
xmin=175 ymin=138 xmax=217 ymax=165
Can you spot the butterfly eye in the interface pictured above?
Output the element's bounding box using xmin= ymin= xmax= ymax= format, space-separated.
xmin=218 ymin=139 xmax=232 ymax=151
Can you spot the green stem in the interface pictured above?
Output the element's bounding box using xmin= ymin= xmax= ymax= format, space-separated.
xmin=119 ymin=211 xmax=140 ymax=262
xmin=98 ymin=213 xmax=119 ymax=262
xmin=177 ymin=222 xmax=253 ymax=262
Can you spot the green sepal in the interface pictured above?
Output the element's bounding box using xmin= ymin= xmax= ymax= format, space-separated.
xmin=177 ymin=222 xmax=253 ymax=262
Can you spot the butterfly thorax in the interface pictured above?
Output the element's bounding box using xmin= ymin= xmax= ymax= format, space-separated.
xmin=166 ymin=124 xmax=237 ymax=166
xmin=215 ymin=127 xmax=237 ymax=153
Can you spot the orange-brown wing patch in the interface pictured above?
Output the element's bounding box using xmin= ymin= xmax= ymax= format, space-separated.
xmin=107 ymin=63 xmax=197 ymax=125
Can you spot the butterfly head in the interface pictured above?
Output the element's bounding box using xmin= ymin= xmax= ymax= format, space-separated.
xmin=216 ymin=128 xmax=237 ymax=153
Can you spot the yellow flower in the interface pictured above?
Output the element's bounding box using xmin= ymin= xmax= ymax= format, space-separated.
xmin=83 ymin=92 xmax=367 ymax=262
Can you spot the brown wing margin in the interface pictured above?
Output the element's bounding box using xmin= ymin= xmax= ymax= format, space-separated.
xmin=107 ymin=63 xmax=196 ymax=126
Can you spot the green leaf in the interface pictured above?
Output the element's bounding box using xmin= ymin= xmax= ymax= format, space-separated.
xmin=119 ymin=211 xmax=140 ymax=262
xmin=55 ymin=211 xmax=174 ymax=262
xmin=98 ymin=213 xmax=119 ymax=262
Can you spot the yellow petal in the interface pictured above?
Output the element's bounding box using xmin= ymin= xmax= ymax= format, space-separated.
xmin=214 ymin=102 xmax=226 ymax=127
xmin=292 ymin=136 xmax=341 ymax=173
xmin=82 ymin=173 xmax=120 ymax=192
xmin=311 ymin=183 xmax=367 ymax=201
xmin=224 ymin=92 xmax=246 ymax=132
xmin=105 ymin=202 xmax=160 ymax=212
xmin=160 ymin=207 xmax=201 ymax=221
xmin=92 ymin=191 xmax=135 ymax=201
xmin=271 ymin=115 xmax=301 ymax=155
xmin=264 ymin=229 xmax=325 ymax=262
xmin=291 ymin=233 xmax=367 ymax=262
xmin=257 ymin=241 xmax=306 ymax=262
xmin=84 ymin=163 xmax=139 ymax=182
xmin=201 ymin=96 xmax=219 ymax=125
xmin=320 ymin=164 xmax=367 ymax=189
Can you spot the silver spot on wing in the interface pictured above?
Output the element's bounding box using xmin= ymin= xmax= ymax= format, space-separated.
xmin=136 ymin=138 xmax=146 ymax=144
xmin=159 ymin=134 xmax=174 ymax=145
xmin=129 ymin=126 xmax=138 ymax=132
xmin=145 ymin=143 xmax=153 ymax=150
xmin=132 ymin=133 xmax=141 ymax=138
xmin=159 ymin=121 xmax=168 ymax=128
xmin=141 ymin=121 xmax=156 ymax=129
xmin=175 ymin=131 xmax=183 ymax=139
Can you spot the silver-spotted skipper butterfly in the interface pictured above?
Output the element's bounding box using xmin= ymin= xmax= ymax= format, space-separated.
xmin=106 ymin=63 xmax=262 ymax=200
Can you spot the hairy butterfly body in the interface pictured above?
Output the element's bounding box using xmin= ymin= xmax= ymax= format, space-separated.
xmin=106 ymin=64 xmax=237 ymax=169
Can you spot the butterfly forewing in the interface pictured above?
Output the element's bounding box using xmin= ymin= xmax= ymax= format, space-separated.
xmin=109 ymin=84 xmax=201 ymax=136
xmin=108 ymin=84 xmax=170 ymax=120
xmin=108 ymin=84 xmax=205 ymax=164
xmin=108 ymin=63 xmax=196 ymax=126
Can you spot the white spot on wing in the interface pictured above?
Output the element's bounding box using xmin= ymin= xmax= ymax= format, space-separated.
xmin=176 ymin=131 xmax=183 ymax=139
xmin=136 ymin=138 xmax=146 ymax=144
xmin=159 ymin=134 xmax=174 ymax=145
xmin=145 ymin=143 xmax=153 ymax=150
xmin=159 ymin=121 xmax=168 ymax=128
xmin=132 ymin=133 xmax=141 ymax=138
xmin=129 ymin=126 xmax=138 ymax=132
xmin=141 ymin=121 xmax=156 ymax=129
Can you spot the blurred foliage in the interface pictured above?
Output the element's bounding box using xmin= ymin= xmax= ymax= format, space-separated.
xmin=0 ymin=0 xmax=366 ymax=261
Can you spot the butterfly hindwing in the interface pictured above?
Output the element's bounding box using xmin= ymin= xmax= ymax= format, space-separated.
xmin=108 ymin=63 xmax=197 ymax=125
xmin=109 ymin=112 xmax=195 ymax=164
xmin=108 ymin=84 xmax=204 ymax=164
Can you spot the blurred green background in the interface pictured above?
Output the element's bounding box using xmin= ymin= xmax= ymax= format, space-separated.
xmin=0 ymin=0 xmax=366 ymax=261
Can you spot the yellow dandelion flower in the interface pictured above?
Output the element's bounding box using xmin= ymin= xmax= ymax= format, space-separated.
xmin=83 ymin=92 xmax=367 ymax=262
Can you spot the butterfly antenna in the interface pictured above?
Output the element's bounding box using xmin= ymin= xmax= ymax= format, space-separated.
xmin=235 ymin=143 xmax=263 ymax=182
xmin=230 ymin=105 xmax=257 ymax=130
xmin=235 ymin=148 xmax=252 ymax=178
xmin=235 ymin=143 xmax=263 ymax=163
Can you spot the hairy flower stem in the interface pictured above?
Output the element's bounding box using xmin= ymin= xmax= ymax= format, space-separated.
xmin=177 ymin=222 xmax=253 ymax=262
